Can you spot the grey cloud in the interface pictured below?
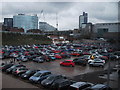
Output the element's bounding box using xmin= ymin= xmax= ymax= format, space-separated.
xmin=1 ymin=2 xmax=118 ymax=30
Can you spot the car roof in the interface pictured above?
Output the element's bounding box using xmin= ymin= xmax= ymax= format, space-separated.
xmin=91 ymin=84 xmax=107 ymax=88
xmin=70 ymin=82 xmax=87 ymax=88
xmin=65 ymin=60 xmax=73 ymax=61
xmin=36 ymin=70 xmax=51 ymax=73
xmin=57 ymin=79 xmax=69 ymax=83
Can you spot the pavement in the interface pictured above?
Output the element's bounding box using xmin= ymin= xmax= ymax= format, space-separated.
xmin=103 ymin=71 xmax=120 ymax=89
xmin=72 ymin=64 xmax=120 ymax=90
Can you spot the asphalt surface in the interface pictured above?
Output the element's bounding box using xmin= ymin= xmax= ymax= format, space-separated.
xmin=1 ymin=58 xmax=119 ymax=89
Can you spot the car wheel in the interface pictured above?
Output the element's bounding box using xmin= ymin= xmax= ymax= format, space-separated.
xmin=70 ymin=65 xmax=73 ymax=67
xmin=88 ymin=61 xmax=91 ymax=64
xmin=89 ymin=64 xmax=92 ymax=67
xmin=100 ymin=65 xmax=104 ymax=68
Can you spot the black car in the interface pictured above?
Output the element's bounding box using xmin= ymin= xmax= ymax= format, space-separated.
xmin=41 ymin=74 xmax=67 ymax=88
xmin=73 ymin=58 xmax=87 ymax=66
xmin=60 ymin=54 xmax=71 ymax=59
xmin=6 ymin=64 xmax=26 ymax=73
xmin=1 ymin=63 xmax=14 ymax=72
xmin=21 ymin=70 xmax=39 ymax=79
xmin=50 ymin=79 xmax=75 ymax=90
xmin=12 ymin=67 xmax=28 ymax=76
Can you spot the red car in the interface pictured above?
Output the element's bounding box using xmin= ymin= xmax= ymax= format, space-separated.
xmin=70 ymin=52 xmax=81 ymax=56
xmin=60 ymin=60 xmax=75 ymax=67
xmin=55 ymin=54 xmax=62 ymax=59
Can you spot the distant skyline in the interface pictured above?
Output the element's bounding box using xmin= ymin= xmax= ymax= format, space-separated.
xmin=1 ymin=1 xmax=119 ymax=30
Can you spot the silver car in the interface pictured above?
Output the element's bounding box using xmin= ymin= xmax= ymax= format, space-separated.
xmin=89 ymin=59 xmax=105 ymax=67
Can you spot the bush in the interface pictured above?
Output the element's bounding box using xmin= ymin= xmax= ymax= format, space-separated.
xmin=2 ymin=32 xmax=52 ymax=45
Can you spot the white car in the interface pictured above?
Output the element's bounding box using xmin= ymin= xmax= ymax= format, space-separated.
xmin=88 ymin=59 xmax=105 ymax=67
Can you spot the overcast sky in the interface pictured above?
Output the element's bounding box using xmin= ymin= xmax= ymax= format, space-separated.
xmin=1 ymin=0 xmax=119 ymax=30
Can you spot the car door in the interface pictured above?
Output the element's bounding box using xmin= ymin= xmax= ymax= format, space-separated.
xmin=65 ymin=61 xmax=70 ymax=66
xmin=94 ymin=61 xmax=102 ymax=66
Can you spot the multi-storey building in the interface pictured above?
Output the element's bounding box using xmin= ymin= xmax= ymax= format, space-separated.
xmin=39 ymin=22 xmax=56 ymax=31
xmin=79 ymin=12 xmax=88 ymax=29
xmin=3 ymin=18 xmax=13 ymax=27
xmin=13 ymin=14 xmax=38 ymax=33
xmin=92 ymin=22 xmax=120 ymax=39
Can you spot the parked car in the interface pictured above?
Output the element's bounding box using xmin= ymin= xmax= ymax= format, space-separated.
xmin=33 ymin=57 xmax=45 ymax=63
xmin=21 ymin=70 xmax=39 ymax=79
xmin=29 ymin=70 xmax=51 ymax=83
xmin=60 ymin=54 xmax=71 ymax=59
xmin=88 ymin=59 xmax=105 ymax=67
xmin=1 ymin=63 xmax=14 ymax=72
xmin=48 ymin=55 xmax=56 ymax=61
xmin=69 ymin=82 xmax=94 ymax=90
xmin=50 ymin=79 xmax=75 ymax=90
xmin=6 ymin=64 xmax=26 ymax=73
xmin=70 ymin=52 xmax=81 ymax=56
xmin=73 ymin=58 xmax=87 ymax=66
xmin=54 ymin=54 xmax=62 ymax=59
xmin=88 ymin=84 xmax=112 ymax=90
xmin=60 ymin=60 xmax=75 ymax=67
xmin=16 ymin=55 xmax=28 ymax=62
xmin=12 ymin=67 xmax=28 ymax=76
xmin=41 ymin=74 xmax=67 ymax=88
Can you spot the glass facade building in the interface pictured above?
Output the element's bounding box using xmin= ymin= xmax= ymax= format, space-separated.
xmin=79 ymin=12 xmax=88 ymax=29
xmin=13 ymin=14 xmax=38 ymax=33
xmin=3 ymin=18 xmax=13 ymax=27
xmin=39 ymin=22 xmax=56 ymax=31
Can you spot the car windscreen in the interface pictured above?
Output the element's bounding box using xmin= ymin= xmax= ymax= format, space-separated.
xmin=47 ymin=76 xmax=55 ymax=80
xmin=10 ymin=65 xmax=16 ymax=69
xmin=25 ymin=70 xmax=32 ymax=74
xmin=34 ymin=72 xmax=42 ymax=77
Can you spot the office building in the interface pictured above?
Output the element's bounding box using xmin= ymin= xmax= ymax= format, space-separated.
xmin=39 ymin=22 xmax=56 ymax=31
xmin=13 ymin=14 xmax=38 ymax=33
xmin=3 ymin=18 xmax=13 ymax=27
xmin=0 ymin=22 xmax=3 ymax=31
xmin=79 ymin=12 xmax=88 ymax=29
xmin=92 ymin=22 xmax=120 ymax=39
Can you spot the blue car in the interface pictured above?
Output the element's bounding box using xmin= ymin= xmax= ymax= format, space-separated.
xmin=29 ymin=70 xmax=51 ymax=83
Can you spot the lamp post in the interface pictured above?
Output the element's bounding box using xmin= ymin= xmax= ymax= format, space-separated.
xmin=107 ymin=55 xmax=110 ymax=88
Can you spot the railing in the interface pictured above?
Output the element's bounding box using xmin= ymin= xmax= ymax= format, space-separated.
xmin=0 ymin=30 xmax=45 ymax=35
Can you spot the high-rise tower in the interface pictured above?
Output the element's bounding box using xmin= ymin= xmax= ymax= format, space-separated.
xmin=79 ymin=12 xmax=88 ymax=29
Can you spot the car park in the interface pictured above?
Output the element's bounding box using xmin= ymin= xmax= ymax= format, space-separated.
xmin=60 ymin=60 xmax=75 ymax=67
xmin=29 ymin=70 xmax=52 ymax=83
xmin=1 ymin=42 xmax=118 ymax=89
